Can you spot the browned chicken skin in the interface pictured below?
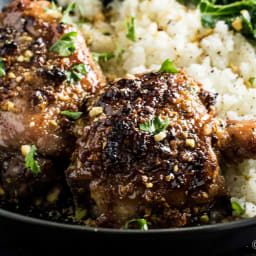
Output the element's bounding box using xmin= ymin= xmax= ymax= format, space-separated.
xmin=0 ymin=0 xmax=103 ymax=199
xmin=66 ymin=71 xmax=256 ymax=228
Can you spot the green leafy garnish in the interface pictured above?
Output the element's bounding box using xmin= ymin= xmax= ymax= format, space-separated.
xmin=159 ymin=59 xmax=178 ymax=73
xmin=61 ymin=111 xmax=83 ymax=120
xmin=126 ymin=17 xmax=136 ymax=42
xmin=25 ymin=145 xmax=40 ymax=177
xmin=231 ymin=201 xmax=245 ymax=216
xmin=44 ymin=1 xmax=62 ymax=16
xmin=249 ymin=77 xmax=255 ymax=85
xmin=117 ymin=48 xmax=125 ymax=64
xmin=125 ymin=219 xmax=148 ymax=230
xmin=92 ymin=52 xmax=115 ymax=62
xmin=199 ymin=0 xmax=256 ymax=40
xmin=49 ymin=32 xmax=77 ymax=56
xmin=139 ymin=115 xmax=170 ymax=135
xmin=66 ymin=63 xmax=87 ymax=84
xmin=0 ymin=58 xmax=6 ymax=77
xmin=61 ymin=2 xmax=76 ymax=24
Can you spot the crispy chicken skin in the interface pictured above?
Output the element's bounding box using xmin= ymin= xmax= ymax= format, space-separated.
xmin=66 ymin=71 xmax=231 ymax=228
xmin=0 ymin=0 xmax=103 ymax=198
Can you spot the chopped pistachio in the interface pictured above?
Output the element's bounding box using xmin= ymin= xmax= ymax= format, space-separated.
xmin=46 ymin=186 xmax=61 ymax=203
xmin=8 ymin=72 xmax=16 ymax=79
xmin=165 ymin=174 xmax=174 ymax=182
xmin=17 ymin=56 xmax=24 ymax=62
xmin=7 ymin=101 xmax=14 ymax=111
xmin=154 ymin=131 xmax=167 ymax=142
xmin=21 ymin=145 xmax=31 ymax=157
xmin=145 ymin=182 xmax=153 ymax=188
xmin=173 ymin=165 xmax=179 ymax=173
xmin=49 ymin=120 xmax=58 ymax=126
xmin=186 ymin=138 xmax=195 ymax=148
xmin=75 ymin=208 xmax=87 ymax=221
xmin=202 ymin=192 xmax=209 ymax=199
xmin=24 ymin=50 xmax=34 ymax=58
xmin=142 ymin=175 xmax=148 ymax=183
xmin=200 ymin=215 xmax=209 ymax=223
xmin=232 ymin=17 xmax=243 ymax=31
xmin=89 ymin=107 xmax=103 ymax=117
xmin=0 ymin=187 xmax=5 ymax=196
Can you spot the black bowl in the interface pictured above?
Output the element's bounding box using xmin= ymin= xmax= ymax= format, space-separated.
xmin=1 ymin=0 xmax=256 ymax=254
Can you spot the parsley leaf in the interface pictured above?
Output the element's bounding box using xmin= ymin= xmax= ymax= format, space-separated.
xmin=125 ymin=219 xmax=148 ymax=230
xmin=199 ymin=0 xmax=256 ymax=40
xmin=139 ymin=115 xmax=170 ymax=135
xmin=66 ymin=63 xmax=87 ymax=84
xmin=159 ymin=59 xmax=178 ymax=73
xmin=61 ymin=111 xmax=83 ymax=120
xmin=25 ymin=145 xmax=40 ymax=177
xmin=0 ymin=58 xmax=6 ymax=77
xmin=92 ymin=52 xmax=115 ymax=62
xmin=49 ymin=32 xmax=77 ymax=57
xmin=61 ymin=2 xmax=76 ymax=25
xmin=44 ymin=1 xmax=62 ymax=16
xmin=231 ymin=201 xmax=245 ymax=216
xmin=249 ymin=77 xmax=255 ymax=85
xmin=126 ymin=17 xmax=136 ymax=42
xmin=117 ymin=47 xmax=125 ymax=64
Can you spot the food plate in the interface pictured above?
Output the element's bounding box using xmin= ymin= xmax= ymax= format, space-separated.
xmin=0 ymin=0 xmax=256 ymax=253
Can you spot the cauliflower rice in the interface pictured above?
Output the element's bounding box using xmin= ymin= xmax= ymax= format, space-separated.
xmin=58 ymin=0 xmax=256 ymax=218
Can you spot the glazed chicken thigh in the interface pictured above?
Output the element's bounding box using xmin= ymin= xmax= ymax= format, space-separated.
xmin=0 ymin=0 xmax=103 ymax=199
xmin=66 ymin=71 xmax=256 ymax=228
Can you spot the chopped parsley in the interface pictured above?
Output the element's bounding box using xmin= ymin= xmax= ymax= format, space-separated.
xmin=125 ymin=219 xmax=148 ymax=230
xmin=117 ymin=47 xmax=125 ymax=64
xmin=180 ymin=0 xmax=256 ymax=41
xmin=0 ymin=58 xmax=5 ymax=77
xmin=61 ymin=111 xmax=83 ymax=120
xmin=249 ymin=77 xmax=255 ymax=85
xmin=61 ymin=2 xmax=76 ymax=25
xmin=231 ymin=201 xmax=245 ymax=216
xmin=92 ymin=52 xmax=115 ymax=62
xmin=159 ymin=59 xmax=178 ymax=73
xmin=44 ymin=1 xmax=62 ymax=16
xmin=66 ymin=63 xmax=87 ymax=84
xmin=126 ymin=17 xmax=136 ymax=42
xmin=139 ymin=115 xmax=170 ymax=135
xmin=25 ymin=145 xmax=40 ymax=177
xmin=49 ymin=32 xmax=77 ymax=56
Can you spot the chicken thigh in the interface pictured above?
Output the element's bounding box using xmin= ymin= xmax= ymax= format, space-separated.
xmin=0 ymin=0 xmax=103 ymax=199
xmin=66 ymin=71 xmax=256 ymax=228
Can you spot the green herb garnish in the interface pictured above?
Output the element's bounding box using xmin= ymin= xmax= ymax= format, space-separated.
xmin=66 ymin=63 xmax=87 ymax=84
xmin=199 ymin=0 xmax=256 ymax=40
xmin=231 ymin=201 xmax=245 ymax=216
xmin=61 ymin=2 xmax=76 ymax=24
xmin=126 ymin=17 xmax=136 ymax=42
xmin=25 ymin=145 xmax=40 ymax=176
xmin=117 ymin=48 xmax=125 ymax=64
xmin=125 ymin=219 xmax=148 ymax=230
xmin=159 ymin=59 xmax=178 ymax=73
xmin=139 ymin=115 xmax=170 ymax=135
xmin=44 ymin=1 xmax=62 ymax=16
xmin=249 ymin=77 xmax=255 ymax=85
xmin=61 ymin=111 xmax=83 ymax=120
xmin=92 ymin=52 xmax=115 ymax=62
xmin=49 ymin=31 xmax=77 ymax=57
xmin=0 ymin=58 xmax=6 ymax=77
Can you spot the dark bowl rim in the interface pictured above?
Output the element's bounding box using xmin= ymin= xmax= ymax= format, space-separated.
xmin=0 ymin=207 xmax=256 ymax=235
